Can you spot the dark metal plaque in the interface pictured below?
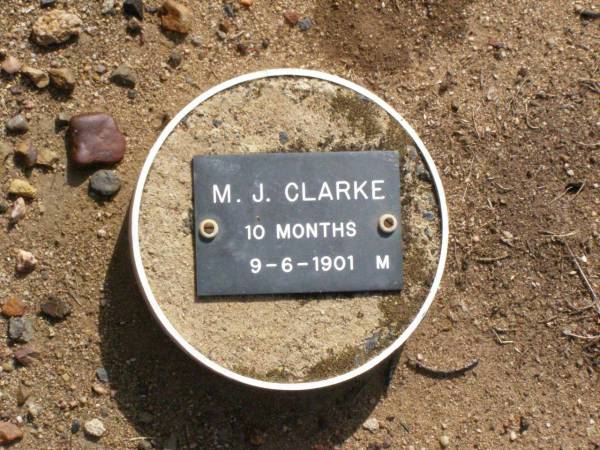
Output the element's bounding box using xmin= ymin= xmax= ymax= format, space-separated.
xmin=192 ymin=151 xmax=403 ymax=297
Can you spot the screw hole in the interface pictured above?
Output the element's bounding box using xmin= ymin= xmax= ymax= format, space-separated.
xmin=199 ymin=219 xmax=219 ymax=239
xmin=378 ymin=214 xmax=398 ymax=234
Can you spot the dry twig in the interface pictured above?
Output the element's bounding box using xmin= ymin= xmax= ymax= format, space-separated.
xmin=473 ymin=253 xmax=510 ymax=263
xmin=524 ymin=102 xmax=540 ymax=130
xmin=493 ymin=328 xmax=514 ymax=345
xmin=563 ymin=241 xmax=600 ymax=315
xmin=408 ymin=358 xmax=479 ymax=378
xmin=562 ymin=329 xmax=600 ymax=340
xmin=539 ymin=229 xmax=578 ymax=239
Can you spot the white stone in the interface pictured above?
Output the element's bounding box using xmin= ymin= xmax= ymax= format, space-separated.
xmin=84 ymin=418 xmax=106 ymax=438
xmin=362 ymin=417 xmax=379 ymax=432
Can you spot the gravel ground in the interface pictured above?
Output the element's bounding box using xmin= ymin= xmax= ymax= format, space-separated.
xmin=0 ymin=0 xmax=599 ymax=448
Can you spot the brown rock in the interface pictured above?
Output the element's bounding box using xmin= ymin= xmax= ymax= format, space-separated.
xmin=13 ymin=346 xmax=40 ymax=366
xmin=36 ymin=147 xmax=59 ymax=167
xmin=160 ymin=0 xmax=192 ymax=34
xmin=32 ymin=10 xmax=82 ymax=46
xmin=283 ymin=10 xmax=299 ymax=26
xmin=240 ymin=0 xmax=253 ymax=6
xmin=0 ymin=422 xmax=23 ymax=445
xmin=68 ymin=113 xmax=126 ymax=166
xmin=1 ymin=55 xmax=22 ymax=75
xmin=40 ymin=296 xmax=72 ymax=320
xmin=2 ymin=298 xmax=26 ymax=317
xmin=15 ymin=141 xmax=37 ymax=167
xmin=22 ymin=66 xmax=50 ymax=88
xmin=48 ymin=68 xmax=76 ymax=90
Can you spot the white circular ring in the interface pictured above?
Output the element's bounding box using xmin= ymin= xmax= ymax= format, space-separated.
xmin=129 ymin=69 xmax=449 ymax=391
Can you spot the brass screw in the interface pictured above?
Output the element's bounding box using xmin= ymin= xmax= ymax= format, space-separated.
xmin=378 ymin=213 xmax=398 ymax=234
xmin=199 ymin=218 xmax=219 ymax=239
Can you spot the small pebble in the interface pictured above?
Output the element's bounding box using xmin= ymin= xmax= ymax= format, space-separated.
xmin=36 ymin=148 xmax=59 ymax=167
xmin=519 ymin=416 xmax=530 ymax=433
xmin=110 ymin=64 xmax=137 ymax=88
xmin=237 ymin=42 xmax=249 ymax=56
xmin=48 ymin=68 xmax=76 ymax=91
xmin=0 ymin=422 xmax=23 ymax=445
xmin=40 ymin=0 xmax=56 ymax=7
xmin=13 ymin=346 xmax=40 ymax=366
xmin=283 ymin=10 xmax=299 ymax=25
xmin=89 ymin=170 xmax=121 ymax=197
xmin=191 ymin=36 xmax=202 ymax=47
xmin=8 ymin=317 xmax=34 ymax=343
xmin=279 ymin=131 xmax=289 ymax=144
xmin=298 ymin=18 xmax=312 ymax=31
xmin=40 ymin=296 xmax=72 ymax=320
xmin=509 ymin=430 xmax=518 ymax=441
xmin=97 ymin=229 xmax=107 ymax=238
xmin=362 ymin=417 xmax=379 ymax=432
xmin=96 ymin=367 xmax=109 ymax=383
xmin=422 ymin=211 xmax=435 ymax=222
xmin=92 ymin=384 xmax=109 ymax=395
xmin=32 ymin=10 xmax=83 ymax=46
xmin=84 ymin=418 xmax=106 ymax=438
xmin=15 ymin=141 xmax=37 ymax=167
xmin=160 ymin=0 xmax=192 ymax=34
xmin=9 ymin=180 xmax=36 ymax=198
xmin=168 ymin=50 xmax=182 ymax=68
xmin=439 ymin=435 xmax=450 ymax=448
xmin=1 ymin=55 xmax=22 ymax=75
xmin=416 ymin=163 xmax=431 ymax=182
xmin=1 ymin=297 xmax=26 ymax=317
xmin=16 ymin=249 xmax=37 ymax=273
xmin=10 ymin=198 xmax=27 ymax=224
xmin=101 ymin=0 xmax=116 ymax=15
xmin=22 ymin=66 xmax=49 ymax=88
xmin=71 ymin=420 xmax=80 ymax=433
xmin=6 ymin=115 xmax=29 ymax=133
xmin=27 ymin=402 xmax=42 ymax=418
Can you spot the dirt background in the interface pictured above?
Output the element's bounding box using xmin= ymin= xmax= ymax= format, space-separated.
xmin=138 ymin=77 xmax=440 ymax=382
xmin=0 ymin=0 xmax=599 ymax=449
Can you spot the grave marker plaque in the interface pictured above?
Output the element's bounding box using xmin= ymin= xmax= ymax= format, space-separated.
xmin=192 ymin=151 xmax=403 ymax=297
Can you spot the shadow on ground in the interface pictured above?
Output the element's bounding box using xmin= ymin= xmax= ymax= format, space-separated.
xmin=100 ymin=220 xmax=387 ymax=449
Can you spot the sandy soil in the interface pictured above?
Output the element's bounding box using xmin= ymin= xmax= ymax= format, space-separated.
xmin=0 ymin=0 xmax=599 ymax=448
